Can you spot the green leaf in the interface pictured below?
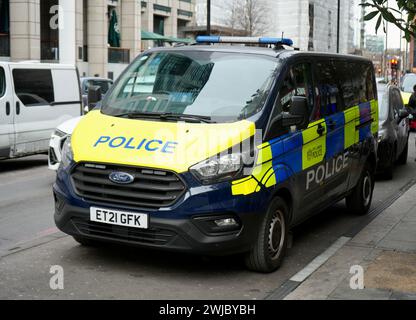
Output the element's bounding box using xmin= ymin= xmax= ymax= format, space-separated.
xmin=375 ymin=15 xmax=382 ymax=33
xmin=364 ymin=11 xmax=379 ymax=21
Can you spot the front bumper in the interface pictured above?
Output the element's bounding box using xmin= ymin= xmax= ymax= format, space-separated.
xmin=53 ymin=167 xmax=269 ymax=256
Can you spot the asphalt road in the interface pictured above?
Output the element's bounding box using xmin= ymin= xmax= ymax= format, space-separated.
xmin=0 ymin=134 xmax=415 ymax=299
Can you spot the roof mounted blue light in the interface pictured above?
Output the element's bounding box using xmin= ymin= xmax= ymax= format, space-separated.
xmin=196 ymin=36 xmax=293 ymax=46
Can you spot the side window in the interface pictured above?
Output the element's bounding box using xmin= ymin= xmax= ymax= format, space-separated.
xmin=0 ymin=67 xmax=5 ymax=98
xmin=351 ymin=62 xmax=368 ymax=104
xmin=364 ymin=63 xmax=376 ymax=101
xmin=272 ymin=63 xmax=314 ymax=118
xmin=275 ymin=68 xmax=296 ymax=115
xmin=13 ymin=69 xmax=55 ymax=106
xmin=315 ymin=61 xmax=343 ymax=118
xmin=333 ymin=61 xmax=355 ymax=109
xmin=292 ymin=63 xmax=314 ymax=116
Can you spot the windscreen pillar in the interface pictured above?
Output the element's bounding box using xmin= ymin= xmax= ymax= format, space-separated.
xmin=120 ymin=0 xmax=141 ymax=62
xmin=59 ymin=0 xmax=76 ymax=64
xmin=87 ymin=0 xmax=107 ymax=77
xmin=9 ymin=0 xmax=41 ymax=61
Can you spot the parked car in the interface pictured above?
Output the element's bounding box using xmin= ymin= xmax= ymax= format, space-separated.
xmin=48 ymin=116 xmax=82 ymax=171
xmin=0 ymin=62 xmax=81 ymax=160
xmin=80 ymin=77 xmax=113 ymax=112
xmin=400 ymin=73 xmax=416 ymax=131
xmin=377 ymin=85 xmax=410 ymax=179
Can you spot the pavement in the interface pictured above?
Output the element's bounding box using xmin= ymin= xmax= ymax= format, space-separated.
xmin=285 ymin=182 xmax=416 ymax=300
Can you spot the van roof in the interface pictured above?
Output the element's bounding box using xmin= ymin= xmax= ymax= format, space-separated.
xmin=146 ymin=44 xmax=371 ymax=63
xmin=0 ymin=61 xmax=77 ymax=69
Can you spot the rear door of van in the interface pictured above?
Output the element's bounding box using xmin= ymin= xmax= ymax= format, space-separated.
xmin=9 ymin=64 xmax=81 ymax=157
xmin=0 ymin=63 xmax=14 ymax=159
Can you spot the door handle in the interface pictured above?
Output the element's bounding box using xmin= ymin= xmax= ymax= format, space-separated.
xmin=328 ymin=121 xmax=336 ymax=131
xmin=16 ymin=101 xmax=20 ymax=115
xmin=317 ymin=125 xmax=326 ymax=136
xmin=6 ymin=102 xmax=10 ymax=115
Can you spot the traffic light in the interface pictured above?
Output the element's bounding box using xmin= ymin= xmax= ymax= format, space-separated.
xmin=390 ymin=59 xmax=399 ymax=70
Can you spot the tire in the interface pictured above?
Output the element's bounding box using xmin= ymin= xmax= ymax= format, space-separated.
xmin=244 ymin=197 xmax=289 ymax=273
xmin=346 ymin=162 xmax=374 ymax=216
xmin=384 ymin=148 xmax=395 ymax=180
xmin=397 ymin=140 xmax=409 ymax=165
xmin=73 ymin=236 xmax=102 ymax=247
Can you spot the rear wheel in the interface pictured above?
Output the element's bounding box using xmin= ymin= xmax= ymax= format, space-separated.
xmin=346 ymin=162 xmax=374 ymax=216
xmin=244 ymin=197 xmax=289 ymax=273
xmin=397 ymin=140 xmax=409 ymax=165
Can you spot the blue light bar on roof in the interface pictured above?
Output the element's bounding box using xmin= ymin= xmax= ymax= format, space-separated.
xmin=196 ymin=36 xmax=293 ymax=46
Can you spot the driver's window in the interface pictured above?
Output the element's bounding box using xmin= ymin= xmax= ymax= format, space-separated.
xmin=272 ymin=63 xmax=313 ymax=119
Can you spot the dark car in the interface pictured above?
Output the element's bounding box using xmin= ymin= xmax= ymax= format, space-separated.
xmin=377 ymin=85 xmax=410 ymax=178
xmin=80 ymin=77 xmax=113 ymax=112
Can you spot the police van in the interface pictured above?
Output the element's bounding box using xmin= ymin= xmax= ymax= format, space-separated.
xmin=53 ymin=37 xmax=378 ymax=273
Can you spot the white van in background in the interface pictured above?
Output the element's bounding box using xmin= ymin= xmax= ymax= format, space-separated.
xmin=0 ymin=62 xmax=81 ymax=160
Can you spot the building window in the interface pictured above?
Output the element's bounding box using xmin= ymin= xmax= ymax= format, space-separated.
xmin=41 ymin=0 xmax=59 ymax=61
xmin=328 ymin=11 xmax=332 ymax=51
xmin=82 ymin=0 xmax=88 ymax=62
xmin=308 ymin=3 xmax=314 ymax=51
xmin=13 ymin=69 xmax=55 ymax=106
xmin=0 ymin=0 xmax=10 ymax=57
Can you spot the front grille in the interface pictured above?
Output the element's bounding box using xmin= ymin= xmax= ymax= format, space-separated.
xmin=71 ymin=163 xmax=186 ymax=209
xmin=72 ymin=218 xmax=177 ymax=245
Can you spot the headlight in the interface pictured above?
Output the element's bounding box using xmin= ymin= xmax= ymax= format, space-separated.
xmin=53 ymin=129 xmax=68 ymax=138
xmin=190 ymin=153 xmax=244 ymax=184
xmin=60 ymin=137 xmax=74 ymax=169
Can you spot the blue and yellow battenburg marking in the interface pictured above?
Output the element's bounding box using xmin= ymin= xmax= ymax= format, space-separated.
xmin=232 ymin=100 xmax=379 ymax=196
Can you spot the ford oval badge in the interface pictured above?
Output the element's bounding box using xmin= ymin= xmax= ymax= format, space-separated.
xmin=109 ymin=172 xmax=135 ymax=185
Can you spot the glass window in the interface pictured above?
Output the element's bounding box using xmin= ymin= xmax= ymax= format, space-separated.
xmin=401 ymin=74 xmax=416 ymax=93
xmin=0 ymin=67 xmax=5 ymax=97
xmin=333 ymin=60 xmax=355 ymax=109
xmin=13 ymin=69 xmax=54 ymax=106
xmin=292 ymin=63 xmax=314 ymax=115
xmin=103 ymin=51 xmax=279 ymax=123
xmin=315 ymin=61 xmax=343 ymax=118
xmin=351 ymin=62 xmax=369 ymax=104
xmin=378 ymin=90 xmax=390 ymax=121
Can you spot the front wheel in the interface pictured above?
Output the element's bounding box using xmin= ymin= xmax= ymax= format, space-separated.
xmin=346 ymin=162 xmax=374 ymax=216
xmin=244 ymin=197 xmax=289 ymax=273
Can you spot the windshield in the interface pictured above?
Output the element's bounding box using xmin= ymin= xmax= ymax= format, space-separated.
xmin=378 ymin=90 xmax=389 ymax=121
xmin=401 ymin=75 xmax=416 ymax=93
xmin=102 ymin=51 xmax=279 ymax=123
xmin=84 ymin=80 xmax=112 ymax=95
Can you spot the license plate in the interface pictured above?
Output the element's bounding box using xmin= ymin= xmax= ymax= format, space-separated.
xmin=90 ymin=207 xmax=148 ymax=229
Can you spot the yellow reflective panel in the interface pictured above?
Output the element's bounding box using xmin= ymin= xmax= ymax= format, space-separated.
xmin=302 ymin=119 xmax=326 ymax=170
xmin=371 ymin=99 xmax=379 ymax=134
xmin=344 ymin=106 xmax=359 ymax=149
xmin=71 ymin=111 xmax=256 ymax=173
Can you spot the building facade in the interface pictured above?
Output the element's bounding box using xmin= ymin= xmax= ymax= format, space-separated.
xmin=195 ymin=0 xmax=356 ymax=54
xmin=0 ymin=0 xmax=195 ymax=79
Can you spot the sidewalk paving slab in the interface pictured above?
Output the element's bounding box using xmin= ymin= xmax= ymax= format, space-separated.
xmin=285 ymin=183 xmax=416 ymax=300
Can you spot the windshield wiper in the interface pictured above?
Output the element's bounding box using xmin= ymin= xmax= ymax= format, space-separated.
xmin=112 ymin=112 xmax=216 ymax=123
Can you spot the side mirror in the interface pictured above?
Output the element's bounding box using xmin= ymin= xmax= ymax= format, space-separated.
xmin=87 ymin=85 xmax=102 ymax=113
xmin=398 ymin=108 xmax=409 ymax=121
xmin=268 ymin=96 xmax=309 ymax=137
